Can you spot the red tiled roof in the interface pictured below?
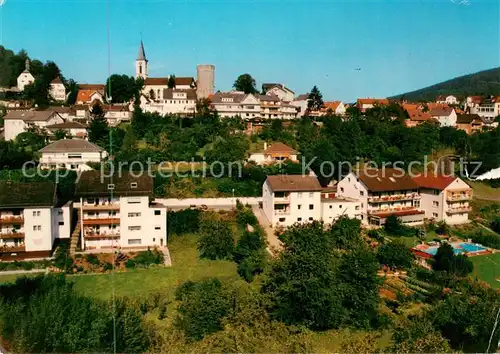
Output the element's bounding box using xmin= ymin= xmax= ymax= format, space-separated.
xmin=77 ymin=90 xmax=103 ymax=103
xmin=144 ymin=77 xmax=169 ymax=86
xmin=411 ymin=249 xmax=433 ymax=259
xmin=322 ymin=101 xmax=342 ymax=111
xmin=357 ymin=98 xmax=389 ymax=105
xmin=429 ymin=107 xmax=453 ymax=116
xmin=408 ymin=109 xmax=431 ymax=121
xmin=412 ymin=174 xmax=457 ymax=190
xmin=264 ymin=142 xmax=297 ymax=155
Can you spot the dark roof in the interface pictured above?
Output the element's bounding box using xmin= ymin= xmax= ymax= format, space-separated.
xmin=39 ymin=139 xmax=102 ymax=153
xmin=3 ymin=110 xmax=59 ymax=122
xmin=429 ymin=107 xmax=454 ymax=116
xmin=412 ymin=175 xmax=464 ymax=190
xmin=163 ymin=88 xmax=197 ymax=100
xmin=295 ymin=94 xmax=309 ymax=101
xmin=211 ymin=92 xmax=247 ymax=104
xmin=264 ymin=142 xmax=297 ymax=155
xmin=258 ymin=94 xmax=280 ymax=102
xmin=79 ymin=84 xmax=105 ymax=91
xmin=75 ymin=171 xmax=153 ymax=197
xmin=456 ymin=114 xmax=482 ymax=124
xmin=46 ymin=121 xmax=87 ymax=129
xmin=51 ymin=77 xmax=63 ymax=84
xmin=137 ymin=40 xmax=147 ymax=61
xmin=47 ymin=106 xmax=71 ymax=114
xmin=357 ymin=168 xmax=419 ymax=192
xmin=0 ymin=181 xmax=56 ymax=208
xmin=266 ymin=175 xmax=322 ymax=192
xmin=262 ymin=83 xmax=295 ymax=94
xmin=144 ymin=77 xmax=169 ymax=86
xmin=175 ymin=77 xmax=196 ymax=87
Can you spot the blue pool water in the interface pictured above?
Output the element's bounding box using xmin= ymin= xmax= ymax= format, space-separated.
xmin=424 ymin=242 xmax=487 ymax=256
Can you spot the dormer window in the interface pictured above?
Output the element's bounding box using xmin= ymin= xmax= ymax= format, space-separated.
xmin=131 ymin=182 xmax=138 ymax=189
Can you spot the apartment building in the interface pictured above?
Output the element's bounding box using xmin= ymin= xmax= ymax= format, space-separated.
xmin=75 ymin=171 xmax=167 ymax=250
xmin=413 ymin=175 xmax=472 ymax=225
xmin=0 ymin=181 xmax=71 ymax=260
xmin=39 ymin=139 xmax=107 ymax=171
xmin=262 ymin=175 xmax=360 ymax=228
xmin=336 ymin=169 xmax=424 ymax=226
xmin=46 ymin=121 xmax=88 ymax=139
xmin=210 ymin=92 xmax=261 ymax=118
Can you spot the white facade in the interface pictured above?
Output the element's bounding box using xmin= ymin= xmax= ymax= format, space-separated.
xmin=40 ymin=150 xmax=106 ymax=171
xmin=80 ymin=196 xmax=167 ymax=250
xmin=4 ymin=111 xmax=64 ymax=141
xmin=211 ymin=93 xmax=261 ymax=118
xmin=437 ymin=95 xmax=459 ymax=105
xmin=265 ymin=85 xmax=295 ymax=102
xmin=49 ymin=81 xmax=67 ymax=102
xmin=432 ymin=109 xmax=457 ymax=127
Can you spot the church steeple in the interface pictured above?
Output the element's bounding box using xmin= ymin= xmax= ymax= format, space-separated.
xmin=23 ymin=58 xmax=30 ymax=73
xmin=136 ymin=40 xmax=148 ymax=79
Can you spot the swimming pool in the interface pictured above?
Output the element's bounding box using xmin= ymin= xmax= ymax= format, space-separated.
xmin=423 ymin=242 xmax=487 ymax=256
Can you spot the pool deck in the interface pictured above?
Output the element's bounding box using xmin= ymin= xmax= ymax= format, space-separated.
xmin=412 ymin=242 xmax=494 ymax=258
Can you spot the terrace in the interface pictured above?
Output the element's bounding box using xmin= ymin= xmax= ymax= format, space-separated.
xmin=368 ymin=193 xmax=420 ymax=203
xmin=0 ymin=216 xmax=24 ymax=225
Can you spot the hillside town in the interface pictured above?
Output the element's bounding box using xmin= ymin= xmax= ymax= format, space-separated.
xmin=0 ymin=33 xmax=500 ymax=354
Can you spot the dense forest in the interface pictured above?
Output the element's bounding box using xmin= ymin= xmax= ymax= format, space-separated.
xmin=390 ymin=67 xmax=500 ymax=102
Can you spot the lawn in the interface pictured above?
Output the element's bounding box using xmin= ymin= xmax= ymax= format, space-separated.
xmin=471 ymin=252 xmax=500 ymax=289
xmin=71 ymin=233 xmax=238 ymax=300
xmin=469 ymin=181 xmax=500 ymax=201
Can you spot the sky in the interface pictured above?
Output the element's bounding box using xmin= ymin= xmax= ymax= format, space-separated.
xmin=1 ymin=0 xmax=499 ymax=102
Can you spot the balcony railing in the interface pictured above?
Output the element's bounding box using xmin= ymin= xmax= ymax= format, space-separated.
xmin=0 ymin=232 xmax=25 ymax=239
xmin=274 ymin=209 xmax=291 ymax=215
xmin=85 ymin=233 xmax=120 ymax=240
xmin=82 ymin=204 xmax=120 ymax=211
xmin=0 ymin=245 xmax=26 ymax=253
xmin=83 ymin=218 xmax=120 ymax=225
xmin=0 ymin=217 xmax=24 ymax=225
xmin=446 ymin=194 xmax=472 ymax=202
xmin=446 ymin=207 xmax=472 ymax=215
xmin=274 ymin=195 xmax=290 ymax=203
xmin=368 ymin=193 xmax=420 ymax=203
xmin=369 ymin=206 xmax=418 ymax=215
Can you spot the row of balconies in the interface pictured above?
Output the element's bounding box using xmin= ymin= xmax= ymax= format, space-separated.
xmin=85 ymin=232 xmax=121 ymax=240
xmin=446 ymin=194 xmax=472 ymax=202
xmin=82 ymin=218 xmax=120 ymax=226
xmin=446 ymin=206 xmax=472 ymax=215
xmin=368 ymin=206 xmax=418 ymax=215
xmin=0 ymin=244 xmax=26 ymax=253
xmin=0 ymin=216 xmax=24 ymax=225
xmin=0 ymin=232 xmax=25 ymax=239
xmin=368 ymin=193 xmax=420 ymax=203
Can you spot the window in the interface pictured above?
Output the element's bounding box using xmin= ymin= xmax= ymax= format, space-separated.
xmin=355 ymin=206 xmax=360 ymax=210
xmin=279 ymin=218 xmax=286 ymax=222
xmin=68 ymin=153 xmax=82 ymax=159
xmin=130 ymin=182 xmax=138 ymax=189
xmin=414 ymin=200 xmax=420 ymax=208
xmin=433 ymin=201 xmax=439 ymax=207
xmin=309 ymin=204 xmax=314 ymax=210
xmin=153 ymin=238 xmax=156 ymax=242
xmin=339 ymin=205 xmax=343 ymax=209
xmin=297 ymin=204 xmax=302 ymax=210
xmin=108 ymin=211 xmax=117 ymax=216
xmin=340 ymin=187 xmax=344 ymax=193
xmin=309 ymin=217 xmax=313 ymax=221
xmin=433 ymin=213 xmax=438 ymax=218
xmin=297 ymin=217 xmax=302 ymax=221
xmin=128 ymin=198 xmax=141 ymax=204
xmin=154 ymin=210 xmax=161 ymax=215
xmin=360 ymin=191 xmax=364 ymax=196
xmin=57 ymin=210 xmax=63 ymax=215
xmin=128 ymin=226 xmax=141 ymax=231
xmin=155 ymin=226 xmax=161 ymax=230
xmin=86 ymin=198 xmax=95 ymax=205
xmin=297 ymin=192 xmax=302 ymax=198
xmin=128 ymin=239 xmax=142 ymax=245
xmin=33 ymin=225 xmax=41 ymax=231
xmin=58 ymin=221 xmax=64 ymax=226
xmin=329 ymin=205 xmax=333 ymax=209
xmin=128 ymin=212 xmax=141 ymax=217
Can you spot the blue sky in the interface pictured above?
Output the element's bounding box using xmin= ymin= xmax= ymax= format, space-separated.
xmin=1 ymin=0 xmax=499 ymax=101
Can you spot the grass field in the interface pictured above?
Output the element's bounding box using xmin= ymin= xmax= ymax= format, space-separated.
xmin=471 ymin=252 xmax=500 ymax=289
xmin=469 ymin=181 xmax=500 ymax=201
xmin=70 ymin=234 xmax=238 ymax=300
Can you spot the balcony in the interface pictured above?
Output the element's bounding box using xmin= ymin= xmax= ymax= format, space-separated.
xmin=368 ymin=193 xmax=420 ymax=203
xmin=446 ymin=207 xmax=472 ymax=215
xmin=0 ymin=217 xmax=24 ymax=225
xmin=369 ymin=206 xmax=420 ymax=216
xmin=274 ymin=209 xmax=291 ymax=215
xmin=274 ymin=195 xmax=290 ymax=203
xmin=85 ymin=233 xmax=120 ymax=240
xmin=0 ymin=245 xmax=26 ymax=253
xmin=83 ymin=218 xmax=120 ymax=226
xmin=0 ymin=232 xmax=25 ymax=240
xmin=82 ymin=204 xmax=120 ymax=211
xmin=446 ymin=194 xmax=472 ymax=202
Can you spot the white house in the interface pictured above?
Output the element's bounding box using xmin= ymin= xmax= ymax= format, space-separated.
xmin=437 ymin=95 xmax=459 ymax=105
xmin=413 ymin=174 xmax=472 ymax=225
xmin=429 ymin=107 xmax=457 ymax=127
xmin=262 ymin=83 xmax=295 ymax=102
xmin=76 ymin=89 xmax=104 ymax=105
xmin=3 ymin=110 xmax=64 ymax=141
xmin=292 ymin=94 xmax=309 ymax=117
xmin=336 ymin=169 xmax=424 ymax=226
xmin=39 ymin=139 xmax=107 ymax=171
xmin=49 ymin=77 xmax=66 ymax=102
xmin=262 ymin=175 xmax=360 ymax=228
xmin=46 ymin=121 xmax=88 ymax=139
xmin=249 ymin=142 xmax=298 ymax=165
xmin=356 ymin=98 xmax=389 ymax=113
xmin=211 ymin=92 xmax=261 ymax=118
xmin=103 ymin=105 xmax=133 ymax=125
xmin=0 ymin=181 xmax=71 ymax=261
xmin=321 ymin=101 xmax=347 ymax=116
xmin=17 ymin=59 xmax=35 ymax=91
xmin=75 ymin=171 xmax=167 ymax=250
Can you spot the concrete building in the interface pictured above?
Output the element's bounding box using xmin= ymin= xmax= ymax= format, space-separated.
xmin=49 ymin=77 xmax=66 ymax=102
xmin=262 ymin=175 xmax=360 ymax=228
xmin=455 ymin=114 xmax=483 ymax=134
xmin=46 ymin=121 xmax=88 ymax=139
xmin=75 ymin=171 xmax=167 ymax=250
xmin=413 ymin=175 xmax=472 ymax=225
xmin=0 ymin=181 xmax=71 ymax=261
xmin=17 ymin=59 xmax=35 ymax=91
xmin=211 ymin=92 xmax=261 ymax=118
xmin=429 ymin=107 xmax=457 ymax=127
xmin=262 ymin=84 xmax=295 ymax=102
xmin=336 ymin=169 xmax=424 ymax=226
xmin=39 ymin=139 xmax=107 ymax=171
xmin=3 ymin=110 xmax=64 ymax=141
xmin=196 ymin=64 xmax=215 ymax=99
xmin=249 ymin=142 xmax=298 ymax=165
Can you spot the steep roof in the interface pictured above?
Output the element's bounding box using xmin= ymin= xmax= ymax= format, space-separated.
xmin=39 ymin=139 xmax=103 ymax=153
xmin=262 ymin=83 xmax=295 ymax=94
xmin=408 ymin=109 xmax=431 ymax=121
xmin=456 ymin=114 xmax=482 ymax=124
xmin=323 ymin=101 xmax=342 ymax=111
xmin=258 ymin=94 xmax=280 ymax=102
xmin=77 ymin=89 xmax=103 ymax=103
xmin=264 ymin=142 xmax=297 ymax=155
xmin=47 ymin=106 xmax=71 ymax=114
xmin=356 ymin=168 xmax=419 ymax=192
xmin=75 ymin=171 xmax=153 ymax=197
xmin=294 ymin=94 xmax=309 ymax=101
xmin=3 ymin=110 xmax=59 ymax=122
xmin=266 ymin=175 xmax=323 ymax=192
xmin=175 ymin=77 xmax=196 ymax=87
xmin=163 ymin=88 xmax=197 ymax=100
xmin=137 ymin=40 xmax=147 ymax=61
xmin=0 ymin=181 xmax=56 ymax=208
xmin=429 ymin=107 xmax=454 ymax=117
xmin=412 ymin=174 xmax=459 ymax=190
xmin=357 ymin=98 xmax=389 ymax=106
xmin=144 ymin=77 xmax=169 ymax=86
xmin=46 ymin=121 xmax=88 ymax=130
xmin=211 ymin=92 xmax=247 ymax=104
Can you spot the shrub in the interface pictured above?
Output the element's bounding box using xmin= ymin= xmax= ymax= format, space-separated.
xmin=125 ymin=259 xmax=136 ymax=268
xmin=54 ymin=241 xmax=74 ymax=272
xmin=491 ymin=217 xmax=500 ymax=234
xmin=471 ymin=231 xmax=500 ymax=249
xmin=235 ymin=203 xmax=258 ymax=227
xmin=167 ymin=209 xmax=201 ymax=236
xmin=233 ymin=229 xmax=266 ymax=263
xmin=384 ymin=215 xmax=415 ymax=237
xmin=237 ymin=250 xmax=266 ymax=282
xmin=102 ymin=262 xmax=113 ymax=271
xmin=133 ymin=248 xmax=164 ymax=267
xmin=432 ymin=243 xmax=474 ymax=276
xmin=435 ymin=221 xmax=450 ymax=235
xmin=85 ymin=254 xmax=100 ymax=266
xmin=368 ymin=229 xmax=385 ymax=242
xmin=21 ymin=262 xmax=34 ymax=271
xmin=198 ymin=215 xmax=234 ymax=260
xmin=377 ymin=242 xmax=414 ymax=269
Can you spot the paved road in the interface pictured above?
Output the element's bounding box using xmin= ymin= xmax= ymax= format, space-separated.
xmin=252 ymin=205 xmax=283 ymax=255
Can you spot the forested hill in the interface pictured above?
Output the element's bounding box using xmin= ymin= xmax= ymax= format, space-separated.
xmin=389 ymin=67 xmax=500 ymax=102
